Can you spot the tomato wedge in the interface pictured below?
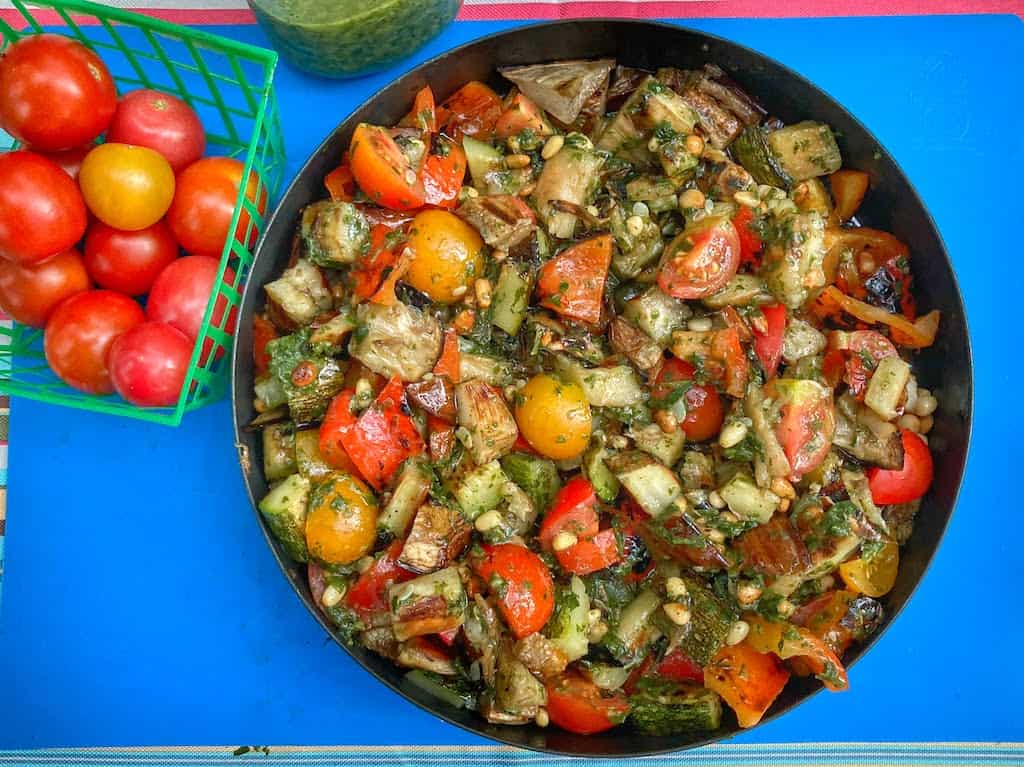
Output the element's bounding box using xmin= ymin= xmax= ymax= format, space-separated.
xmin=537 ymin=234 xmax=612 ymax=325
xmin=471 ymin=543 xmax=555 ymax=639
xmin=441 ymin=81 xmax=503 ymax=139
xmin=867 ymin=429 xmax=933 ymax=504
xmin=656 ymin=647 xmax=705 ymax=683
xmin=652 ymin=357 xmax=724 ymax=442
xmin=546 ymin=673 xmax=630 ymax=735
xmin=352 ymin=223 xmax=402 ymax=300
xmin=349 ymin=123 xmax=425 ymax=211
xmin=732 ymin=206 xmax=764 ymax=268
xmin=539 ymin=476 xmax=599 ymax=550
xmin=658 ymin=216 xmax=740 ymax=300
xmin=753 ymin=304 xmax=786 ymax=378
xmin=704 ymin=641 xmax=790 ymax=729
xmin=345 ymin=540 xmax=415 ymax=621
xmin=421 ymin=137 xmax=466 ymax=209
xmin=556 ymin=528 xmax=621 ymax=576
xmin=400 ymin=85 xmax=437 ymax=133
xmin=711 ymin=326 xmax=750 ymax=400
xmin=494 ymin=92 xmax=552 ymax=139
xmin=744 ymin=615 xmax=848 ymax=691
xmin=769 ymin=378 xmax=835 ymax=480
xmin=838 ymin=330 xmax=898 ymax=398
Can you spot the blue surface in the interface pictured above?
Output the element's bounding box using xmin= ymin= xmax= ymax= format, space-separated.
xmin=0 ymin=14 xmax=1021 ymax=749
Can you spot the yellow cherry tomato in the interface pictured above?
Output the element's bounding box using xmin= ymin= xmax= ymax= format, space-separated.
xmin=78 ymin=143 xmax=175 ymax=231
xmin=305 ymin=472 xmax=378 ymax=566
xmin=515 ymin=373 xmax=592 ymax=460
xmin=404 ymin=209 xmax=483 ymax=303
xmin=839 ymin=539 xmax=899 ymax=597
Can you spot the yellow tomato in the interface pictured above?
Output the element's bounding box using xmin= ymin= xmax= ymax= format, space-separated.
xmin=839 ymin=539 xmax=899 ymax=597
xmin=404 ymin=209 xmax=483 ymax=303
xmin=515 ymin=373 xmax=592 ymax=460
xmin=305 ymin=472 xmax=378 ymax=566
xmin=78 ymin=143 xmax=175 ymax=231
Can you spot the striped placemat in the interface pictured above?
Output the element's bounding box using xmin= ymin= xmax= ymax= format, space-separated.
xmin=1 ymin=744 xmax=1023 ymax=765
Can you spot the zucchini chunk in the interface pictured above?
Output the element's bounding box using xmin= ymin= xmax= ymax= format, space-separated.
xmin=604 ymin=588 xmax=662 ymax=666
xmin=609 ymin=205 xmax=664 ymax=279
xmin=583 ymin=446 xmax=620 ymax=503
xmin=458 ymin=350 xmax=517 ymax=386
xmin=533 ymin=134 xmax=605 ymax=238
xmin=629 ymin=422 xmax=687 ymax=467
xmin=389 ymin=566 xmax=468 ymax=641
xmin=607 ymin=451 xmax=682 ymax=518
xmin=399 ymin=502 xmax=472 ymax=574
xmin=295 ymin=427 xmax=333 ymax=481
xmin=462 ymin=136 xmax=503 ymax=190
xmin=492 ymin=643 xmax=547 ymax=719
xmin=735 ymin=122 xmax=841 ymax=187
xmin=557 ymin=358 xmax=645 ymax=408
xmin=258 ymin=473 xmax=310 ymax=563
xmin=262 ymin=422 xmax=296 ymax=482
xmin=303 ymin=200 xmax=369 ymax=268
xmin=718 ymin=472 xmax=780 ymax=524
xmin=264 ymin=259 xmax=332 ymax=327
xmin=546 ymin=575 xmax=591 ymax=661
xmin=629 ymin=680 xmax=723 ymax=735
xmin=489 ymin=262 xmax=531 ymax=336
xmin=702 ymin=274 xmax=774 ymax=309
xmin=450 ymin=460 xmax=509 ymax=520
xmin=623 ymin=286 xmax=691 ymax=347
xmin=349 ymin=301 xmax=442 ymax=382
xmin=456 ymin=379 xmax=519 ymax=465
xmin=761 ymin=210 xmax=828 ymax=309
xmin=378 ymin=459 xmax=432 ymax=538
xmin=657 ymin=576 xmax=736 ymax=666
xmin=500 ymin=452 xmax=561 ymax=513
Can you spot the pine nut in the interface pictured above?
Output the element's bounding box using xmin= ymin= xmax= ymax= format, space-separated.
xmin=647 ymin=136 xmax=661 ymax=152
xmin=898 ymin=413 xmax=921 ymax=432
xmin=919 ymin=414 xmax=934 ymax=434
xmin=736 ymin=582 xmax=762 ymax=606
xmin=708 ymin=490 xmax=726 ymax=509
xmin=588 ymin=621 xmax=608 ymax=642
xmin=475 ymin=278 xmax=492 ymax=309
xmin=726 ymin=619 xmax=749 ymax=646
xmin=475 ymin=510 xmax=503 ymax=533
xmin=535 ymin=708 xmax=550 ymax=728
xmin=631 ymin=201 xmax=650 ymax=218
xmin=451 ymin=284 xmax=468 ymax=299
xmin=552 ymin=531 xmax=578 ymax=551
xmin=688 ymin=316 xmax=713 ymax=332
xmin=518 ymin=181 xmax=536 ymax=197
xmin=734 ymin=190 xmax=760 ymax=208
xmin=492 ymin=249 xmax=509 ymax=262
xmin=914 ymin=392 xmax=938 ymax=417
xmin=663 ymin=602 xmax=692 ymax=626
xmin=654 ymin=409 xmax=678 ymax=434
xmin=777 ymin=599 xmax=796 ymax=618
xmin=626 ymin=215 xmax=645 ymax=237
xmin=679 ymin=188 xmax=705 ymax=210
xmin=505 ymin=153 xmax=531 ymax=169
xmin=463 ymin=185 xmax=479 ymax=198
xmin=771 ymin=477 xmax=796 ymax=499
xmin=685 ymin=134 xmax=705 ymax=156
xmin=719 ymin=420 xmax=749 ymax=449
xmin=321 ymin=583 xmax=346 ymax=608
xmin=665 ymin=576 xmax=688 ymax=600
xmin=707 ymin=528 xmax=726 ymax=544
xmin=541 ymin=134 xmax=564 ymax=160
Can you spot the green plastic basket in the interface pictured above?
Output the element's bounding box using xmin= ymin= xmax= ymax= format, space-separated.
xmin=0 ymin=0 xmax=285 ymax=426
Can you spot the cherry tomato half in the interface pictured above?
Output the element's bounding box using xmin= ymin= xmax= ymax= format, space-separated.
xmin=44 ymin=290 xmax=144 ymax=394
xmin=108 ymin=321 xmax=193 ymax=407
xmin=842 ymin=330 xmax=897 ymax=399
xmin=539 ymin=476 xmax=599 ymax=550
xmin=0 ymin=151 xmax=88 ymax=265
xmin=79 ymin=143 xmax=176 ymax=231
xmin=440 ymin=81 xmax=503 ymax=139
xmin=658 ymin=216 xmax=740 ymax=300
xmin=652 ymin=358 xmax=724 ymax=442
xmin=0 ymin=248 xmax=90 ymax=328
xmin=349 ymin=123 xmax=425 ymax=211
xmin=545 ymin=673 xmax=629 ymax=735
xmin=768 ymin=378 xmax=835 ymax=480
xmin=867 ymin=429 xmax=933 ymax=505
xmin=752 ymin=304 xmax=787 ymax=378
xmin=345 ymin=540 xmax=415 ymax=621
xmin=537 ymin=234 xmax=612 ymax=325
xmin=83 ymin=220 xmax=180 ymax=296
xmin=471 ymin=543 xmax=555 ymax=639
xmin=106 ymin=89 xmax=206 ymax=173
xmin=167 ymin=157 xmax=267 ymax=256
xmin=0 ymin=34 xmax=116 ymax=151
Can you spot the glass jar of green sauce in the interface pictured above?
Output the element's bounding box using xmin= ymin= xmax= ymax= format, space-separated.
xmin=248 ymin=0 xmax=463 ymax=79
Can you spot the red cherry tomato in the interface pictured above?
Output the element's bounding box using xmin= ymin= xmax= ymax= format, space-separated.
xmin=545 ymin=673 xmax=629 ymax=735
xmin=108 ymin=321 xmax=192 ymax=407
xmin=0 ymin=151 xmax=88 ymax=265
xmin=769 ymin=378 xmax=836 ymax=480
xmin=420 ymin=137 xmax=466 ymax=210
xmin=0 ymin=34 xmax=116 ymax=151
xmin=0 ymin=248 xmax=90 ymax=328
xmin=146 ymin=255 xmax=236 ymax=363
xmin=842 ymin=330 xmax=898 ymax=399
xmin=167 ymin=157 xmax=267 ymax=256
xmin=658 ymin=217 xmax=740 ymax=300
xmin=494 ymin=92 xmax=551 ymax=139
xmin=34 ymin=143 xmax=93 ymax=179
xmin=556 ymin=528 xmax=622 ymax=576
xmin=538 ymin=476 xmax=599 ymax=550
xmin=348 ymin=124 xmax=425 ymax=211
xmin=867 ymin=429 xmax=934 ymax=505
xmin=732 ymin=205 xmax=764 ymax=267
xmin=345 ymin=540 xmax=415 ymax=621
xmin=537 ymin=234 xmax=613 ymax=325
xmin=471 ymin=543 xmax=555 ymax=639
xmin=106 ymin=89 xmax=206 ymax=173
xmin=753 ymin=304 xmax=787 ymax=378
xmin=440 ymin=81 xmax=503 ymax=139
xmin=83 ymin=220 xmax=179 ymax=297
xmin=652 ymin=358 xmax=725 ymax=442
xmin=656 ymin=647 xmax=705 ymax=683
xmin=44 ymin=290 xmax=144 ymax=394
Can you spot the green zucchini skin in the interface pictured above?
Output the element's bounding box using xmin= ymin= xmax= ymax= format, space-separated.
xmin=500 ymin=452 xmax=561 ymax=513
xmin=629 ymin=680 xmax=723 ymax=735
xmin=656 ymin=576 xmax=737 ymax=667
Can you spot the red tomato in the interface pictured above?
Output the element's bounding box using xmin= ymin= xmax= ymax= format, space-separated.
xmin=0 ymin=151 xmax=88 ymax=265
xmin=252 ymin=315 xmax=278 ymax=376
xmin=106 ymin=89 xmax=206 ymax=173
xmin=324 ymin=159 xmax=356 ymax=202
xmin=653 ymin=358 xmax=724 ymax=442
xmin=108 ymin=321 xmax=192 ymax=407
xmin=400 ymin=86 xmax=437 ymax=133
xmin=539 ymin=476 xmax=599 ymax=550
xmin=345 ymin=540 xmax=415 ymax=621
xmin=35 ymin=143 xmax=93 ymax=179
xmin=867 ymin=429 xmax=933 ymax=504
xmin=349 ymin=124 xmax=425 ymax=211
xmin=656 ymin=647 xmax=705 ymax=683
xmin=658 ymin=217 xmax=740 ymax=300
xmin=769 ymin=378 xmax=835 ymax=480
xmin=732 ymin=206 xmax=764 ymax=267
xmin=167 ymin=157 xmax=267 ymax=256
xmin=421 ymin=137 xmax=466 ymax=209
xmin=712 ymin=326 xmax=750 ymax=399
xmin=44 ymin=290 xmax=144 ymax=394
xmin=83 ymin=220 xmax=179 ymax=296
xmin=537 ymin=234 xmax=612 ymax=325
xmin=337 ymin=378 xmax=425 ymax=490
xmin=440 ymin=81 xmax=503 ymax=139
xmin=753 ymin=304 xmax=786 ymax=378
xmin=0 ymin=248 xmax=89 ymax=328
xmin=842 ymin=330 xmax=898 ymax=398
xmin=556 ymin=528 xmax=621 ymax=576
xmin=471 ymin=543 xmax=555 ymax=639
xmin=494 ymin=92 xmax=551 ymax=139
xmin=0 ymin=34 xmax=116 ymax=151
xmin=546 ymin=673 xmax=629 ymax=735
xmin=146 ymin=255 xmax=236 ymax=362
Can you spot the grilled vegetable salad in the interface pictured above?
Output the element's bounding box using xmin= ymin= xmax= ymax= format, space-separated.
xmin=251 ymin=59 xmax=940 ymax=735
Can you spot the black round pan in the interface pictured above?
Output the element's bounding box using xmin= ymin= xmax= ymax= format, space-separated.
xmin=231 ymin=20 xmax=972 ymax=756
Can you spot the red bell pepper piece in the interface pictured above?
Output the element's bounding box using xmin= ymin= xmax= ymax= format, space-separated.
xmin=752 ymin=304 xmax=786 ymax=378
xmin=432 ymin=327 xmax=461 ymax=383
xmin=345 ymin=540 xmax=414 ymax=621
xmin=656 ymin=647 xmax=705 ymax=683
